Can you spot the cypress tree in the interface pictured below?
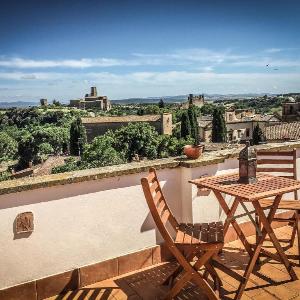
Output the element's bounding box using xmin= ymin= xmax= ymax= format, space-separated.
xmin=70 ymin=117 xmax=87 ymax=156
xmin=211 ymin=107 xmax=227 ymax=143
xmin=18 ymin=135 xmax=37 ymax=168
xmin=252 ymin=124 xmax=265 ymax=145
xmin=180 ymin=111 xmax=191 ymax=138
xmin=188 ymin=106 xmax=200 ymax=144
xmin=158 ymin=98 xmax=165 ymax=108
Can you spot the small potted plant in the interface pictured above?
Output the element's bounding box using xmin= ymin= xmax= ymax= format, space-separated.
xmin=183 ymin=134 xmax=204 ymax=159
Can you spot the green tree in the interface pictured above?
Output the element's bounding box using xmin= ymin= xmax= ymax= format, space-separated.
xmin=18 ymin=134 xmax=37 ymax=168
xmin=37 ymin=143 xmax=54 ymax=162
xmin=200 ymin=103 xmax=215 ymax=116
xmin=180 ymin=111 xmax=191 ymax=139
xmin=0 ymin=132 xmax=18 ymax=162
xmin=158 ymin=98 xmax=165 ymax=108
xmin=137 ymin=108 xmax=145 ymax=115
xmin=52 ymin=99 xmax=61 ymax=106
xmin=69 ymin=118 xmax=87 ymax=156
xmin=188 ymin=106 xmax=200 ymax=144
xmin=252 ymin=124 xmax=265 ymax=145
xmin=211 ymin=107 xmax=227 ymax=143
xmin=114 ymin=122 xmax=160 ymax=160
xmin=82 ymin=133 xmax=124 ymax=167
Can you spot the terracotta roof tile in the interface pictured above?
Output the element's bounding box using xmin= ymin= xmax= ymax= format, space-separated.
xmin=265 ymin=122 xmax=300 ymax=141
xmin=82 ymin=115 xmax=161 ymax=124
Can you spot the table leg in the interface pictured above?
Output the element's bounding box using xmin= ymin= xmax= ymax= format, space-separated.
xmin=253 ymin=199 xmax=298 ymax=280
xmin=235 ymin=195 xmax=297 ymax=300
xmin=214 ymin=191 xmax=253 ymax=256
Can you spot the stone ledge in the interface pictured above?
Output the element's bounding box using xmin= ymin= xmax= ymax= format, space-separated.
xmin=180 ymin=141 xmax=300 ymax=168
xmin=0 ymin=141 xmax=300 ymax=196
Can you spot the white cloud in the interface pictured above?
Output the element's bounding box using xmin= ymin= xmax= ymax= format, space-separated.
xmin=20 ymin=74 xmax=37 ymax=80
xmin=264 ymin=48 xmax=282 ymax=53
xmin=0 ymin=48 xmax=299 ymax=71
xmin=1 ymin=70 xmax=299 ymax=100
xmin=0 ymin=57 xmax=139 ymax=69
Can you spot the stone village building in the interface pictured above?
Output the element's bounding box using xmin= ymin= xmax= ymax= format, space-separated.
xmin=282 ymin=97 xmax=300 ymax=122
xmin=198 ymin=109 xmax=280 ymax=143
xmin=82 ymin=113 xmax=173 ymax=142
xmin=70 ymin=87 xmax=111 ymax=111
xmin=180 ymin=94 xmax=205 ymax=109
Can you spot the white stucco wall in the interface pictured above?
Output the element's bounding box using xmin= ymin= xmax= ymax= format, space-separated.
xmin=0 ymin=148 xmax=299 ymax=289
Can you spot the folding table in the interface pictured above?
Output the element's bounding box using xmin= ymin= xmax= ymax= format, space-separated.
xmin=190 ymin=172 xmax=300 ymax=300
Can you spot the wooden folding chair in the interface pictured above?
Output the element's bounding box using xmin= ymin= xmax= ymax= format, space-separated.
xmin=141 ymin=167 xmax=224 ymax=300
xmin=256 ymin=149 xmax=300 ymax=263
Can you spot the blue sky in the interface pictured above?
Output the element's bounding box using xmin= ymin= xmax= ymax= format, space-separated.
xmin=0 ymin=0 xmax=299 ymax=101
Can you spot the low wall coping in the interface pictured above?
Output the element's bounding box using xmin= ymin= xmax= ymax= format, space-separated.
xmin=1 ymin=141 xmax=300 ymax=196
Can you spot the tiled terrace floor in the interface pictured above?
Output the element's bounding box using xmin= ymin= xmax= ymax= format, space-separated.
xmin=47 ymin=226 xmax=300 ymax=300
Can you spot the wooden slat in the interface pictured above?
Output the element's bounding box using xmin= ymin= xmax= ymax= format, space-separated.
xmin=216 ymin=221 xmax=224 ymax=243
xmin=153 ymin=190 xmax=163 ymax=205
xmin=280 ymin=175 xmax=296 ymax=179
xmin=147 ymin=171 xmax=156 ymax=183
xmin=175 ymin=225 xmax=185 ymax=243
xmin=157 ymin=199 xmax=166 ymax=215
xmin=161 ymin=209 xmax=170 ymax=225
xmin=200 ymin=223 xmax=208 ymax=243
xmin=256 ymin=151 xmax=294 ymax=156
xmin=259 ymin=199 xmax=300 ymax=210
xmin=192 ymin=223 xmax=201 ymax=244
xmin=256 ymin=167 xmax=294 ymax=173
xmin=208 ymin=222 xmax=217 ymax=243
xmin=150 ymin=181 xmax=159 ymax=193
xmin=175 ymin=222 xmax=224 ymax=245
xmin=183 ymin=224 xmax=192 ymax=244
xmin=257 ymin=159 xmax=293 ymax=165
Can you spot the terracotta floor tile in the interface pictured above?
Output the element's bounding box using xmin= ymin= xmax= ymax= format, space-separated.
xmin=264 ymin=284 xmax=298 ymax=300
xmin=42 ymin=226 xmax=300 ymax=300
xmin=252 ymin=291 xmax=280 ymax=300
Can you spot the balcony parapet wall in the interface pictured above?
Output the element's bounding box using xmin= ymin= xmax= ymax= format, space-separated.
xmin=1 ymin=141 xmax=300 ymax=196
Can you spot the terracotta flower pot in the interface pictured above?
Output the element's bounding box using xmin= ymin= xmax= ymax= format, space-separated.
xmin=183 ymin=145 xmax=204 ymax=159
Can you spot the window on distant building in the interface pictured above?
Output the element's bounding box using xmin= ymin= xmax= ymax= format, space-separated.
xmin=246 ymin=128 xmax=250 ymax=137
xmin=238 ymin=130 xmax=242 ymax=138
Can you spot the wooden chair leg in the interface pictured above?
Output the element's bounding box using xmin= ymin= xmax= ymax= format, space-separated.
xmin=163 ymin=250 xmax=196 ymax=286
xmin=296 ymin=211 xmax=300 ymax=265
xmin=290 ymin=213 xmax=297 ymax=248
xmin=162 ymin=265 xmax=182 ymax=286
xmin=165 ymin=250 xmax=219 ymax=300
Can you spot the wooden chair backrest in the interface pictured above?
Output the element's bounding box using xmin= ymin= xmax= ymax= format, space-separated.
xmin=256 ymin=149 xmax=297 ymax=199
xmin=141 ymin=168 xmax=179 ymax=245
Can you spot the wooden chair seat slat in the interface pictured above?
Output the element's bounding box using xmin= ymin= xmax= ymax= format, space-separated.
xmin=174 ymin=222 xmax=223 ymax=245
xmin=175 ymin=224 xmax=186 ymax=243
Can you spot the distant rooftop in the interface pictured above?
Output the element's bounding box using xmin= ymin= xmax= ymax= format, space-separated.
xmin=265 ymin=122 xmax=300 ymax=141
xmin=82 ymin=115 xmax=161 ymax=124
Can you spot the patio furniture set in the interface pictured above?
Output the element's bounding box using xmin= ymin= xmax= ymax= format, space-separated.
xmin=141 ymin=148 xmax=300 ymax=300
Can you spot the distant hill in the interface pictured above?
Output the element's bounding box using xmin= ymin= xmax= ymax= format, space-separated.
xmin=112 ymin=95 xmax=188 ymax=104
xmin=0 ymin=93 xmax=281 ymax=107
xmin=0 ymin=101 xmax=38 ymax=108
xmin=111 ymin=93 xmax=277 ymax=104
